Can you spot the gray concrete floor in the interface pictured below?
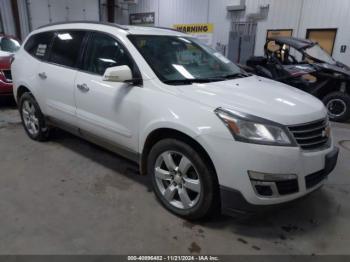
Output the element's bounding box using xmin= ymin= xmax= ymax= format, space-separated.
xmin=0 ymin=97 xmax=350 ymax=255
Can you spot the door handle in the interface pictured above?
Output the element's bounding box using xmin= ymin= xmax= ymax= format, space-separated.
xmin=77 ymin=83 xmax=90 ymax=92
xmin=38 ymin=72 xmax=47 ymax=79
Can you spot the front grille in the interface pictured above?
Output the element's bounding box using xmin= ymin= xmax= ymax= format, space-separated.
xmin=305 ymin=169 xmax=327 ymax=189
xmin=2 ymin=70 xmax=12 ymax=82
xmin=275 ymin=179 xmax=299 ymax=195
xmin=288 ymin=119 xmax=330 ymax=150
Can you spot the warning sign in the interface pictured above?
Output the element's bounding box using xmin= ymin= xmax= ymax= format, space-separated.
xmin=174 ymin=23 xmax=214 ymax=34
xmin=174 ymin=23 xmax=214 ymax=46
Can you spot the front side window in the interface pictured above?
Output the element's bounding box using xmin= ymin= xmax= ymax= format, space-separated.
xmin=83 ymin=32 xmax=135 ymax=76
xmin=49 ymin=31 xmax=86 ymax=68
xmin=24 ymin=32 xmax=54 ymax=60
xmin=0 ymin=37 xmax=20 ymax=53
xmin=128 ymin=35 xmax=245 ymax=84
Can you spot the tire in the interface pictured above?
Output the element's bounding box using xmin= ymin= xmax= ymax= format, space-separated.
xmin=147 ymin=139 xmax=219 ymax=220
xmin=322 ymin=92 xmax=350 ymax=122
xmin=19 ymin=92 xmax=50 ymax=141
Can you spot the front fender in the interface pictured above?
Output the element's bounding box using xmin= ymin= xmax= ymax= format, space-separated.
xmin=138 ymin=80 xmax=234 ymax=155
xmin=139 ymin=119 xmax=200 ymax=152
xmin=138 ymin=103 xmax=233 ymax=153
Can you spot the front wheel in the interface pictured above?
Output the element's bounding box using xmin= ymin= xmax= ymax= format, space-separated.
xmin=323 ymin=92 xmax=350 ymax=122
xmin=147 ymin=139 xmax=219 ymax=220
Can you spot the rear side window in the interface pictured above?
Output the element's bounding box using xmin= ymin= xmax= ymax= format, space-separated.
xmin=49 ymin=31 xmax=86 ymax=68
xmin=24 ymin=32 xmax=54 ymax=60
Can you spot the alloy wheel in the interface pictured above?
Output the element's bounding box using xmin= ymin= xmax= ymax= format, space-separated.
xmin=154 ymin=151 xmax=201 ymax=210
xmin=22 ymin=100 xmax=39 ymax=136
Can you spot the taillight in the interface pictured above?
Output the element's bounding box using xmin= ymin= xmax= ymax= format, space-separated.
xmin=0 ymin=71 xmax=4 ymax=81
xmin=10 ymin=55 xmax=15 ymax=65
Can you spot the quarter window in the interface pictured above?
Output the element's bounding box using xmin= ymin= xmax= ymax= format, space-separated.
xmin=49 ymin=31 xmax=86 ymax=68
xmin=83 ymin=32 xmax=135 ymax=76
xmin=24 ymin=32 xmax=55 ymax=60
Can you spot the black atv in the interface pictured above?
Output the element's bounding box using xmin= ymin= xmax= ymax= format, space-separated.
xmin=245 ymin=36 xmax=350 ymax=122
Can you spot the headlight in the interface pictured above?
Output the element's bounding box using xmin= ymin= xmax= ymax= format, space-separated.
xmin=215 ymin=108 xmax=294 ymax=146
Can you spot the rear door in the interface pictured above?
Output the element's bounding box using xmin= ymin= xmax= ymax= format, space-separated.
xmin=21 ymin=31 xmax=55 ymax=105
xmin=40 ymin=30 xmax=86 ymax=124
xmin=74 ymin=32 xmax=141 ymax=153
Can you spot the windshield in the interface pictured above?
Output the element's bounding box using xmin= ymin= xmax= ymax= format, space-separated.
xmin=305 ymin=44 xmax=336 ymax=64
xmin=128 ymin=35 xmax=245 ymax=84
xmin=0 ymin=37 xmax=21 ymax=53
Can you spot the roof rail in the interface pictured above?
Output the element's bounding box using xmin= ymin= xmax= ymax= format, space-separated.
xmin=37 ymin=21 xmax=129 ymax=31
xmin=151 ymin=26 xmax=184 ymax=33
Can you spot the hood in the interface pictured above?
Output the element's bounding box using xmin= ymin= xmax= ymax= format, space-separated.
xmin=176 ymin=76 xmax=327 ymax=125
xmin=0 ymin=54 xmax=12 ymax=70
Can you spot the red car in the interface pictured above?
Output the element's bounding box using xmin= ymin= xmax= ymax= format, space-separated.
xmin=0 ymin=35 xmax=21 ymax=97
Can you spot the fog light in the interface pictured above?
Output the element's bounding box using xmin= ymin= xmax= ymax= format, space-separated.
xmin=249 ymin=171 xmax=299 ymax=197
xmin=255 ymin=185 xmax=273 ymax=196
xmin=248 ymin=171 xmax=297 ymax=181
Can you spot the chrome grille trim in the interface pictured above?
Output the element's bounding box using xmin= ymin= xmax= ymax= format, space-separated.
xmin=290 ymin=123 xmax=328 ymax=134
xmin=288 ymin=119 xmax=330 ymax=150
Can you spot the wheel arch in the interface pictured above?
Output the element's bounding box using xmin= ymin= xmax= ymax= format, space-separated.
xmin=16 ymin=85 xmax=32 ymax=102
xmin=140 ymin=128 xmax=217 ymax=181
xmin=316 ymin=79 xmax=350 ymax=99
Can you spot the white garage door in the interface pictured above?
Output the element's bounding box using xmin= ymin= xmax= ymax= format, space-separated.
xmin=28 ymin=0 xmax=100 ymax=30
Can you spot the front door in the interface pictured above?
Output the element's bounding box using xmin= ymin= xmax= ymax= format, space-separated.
xmin=75 ymin=32 xmax=141 ymax=153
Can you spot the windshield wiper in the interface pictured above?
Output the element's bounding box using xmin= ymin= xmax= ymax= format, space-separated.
xmin=163 ymin=78 xmax=225 ymax=85
xmin=163 ymin=79 xmax=194 ymax=85
xmin=222 ymin=73 xmax=250 ymax=79
xmin=163 ymin=73 xmax=251 ymax=85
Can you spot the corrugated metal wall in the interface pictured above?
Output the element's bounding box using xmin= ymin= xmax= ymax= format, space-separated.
xmin=0 ymin=0 xmax=16 ymax=36
xmin=17 ymin=0 xmax=31 ymax=40
xmin=159 ymin=0 xmax=210 ymax=26
xmin=208 ymin=0 xmax=240 ymax=50
xmin=253 ymin=0 xmax=303 ymax=56
xmin=129 ymin=0 xmax=158 ymax=16
xmin=1 ymin=0 xmax=349 ymax=64
xmin=129 ymin=0 xmax=350 ymax=65
xmin=27 ymin=0 xmax=100 ymax=30
xmin=129 ymin=0 xmax=210 ymax=27
xmin=299 ymin=0 xmax=350 ymax=64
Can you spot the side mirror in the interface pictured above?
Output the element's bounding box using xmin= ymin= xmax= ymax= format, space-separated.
xmin=103 ymin=65 xmax=133 ymax=82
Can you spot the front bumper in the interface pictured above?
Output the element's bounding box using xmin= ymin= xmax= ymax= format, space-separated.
xmin=196 ymin=132 xmax=339 ymax=213
xmin=220 ymin=147 xmax=339 ymax=215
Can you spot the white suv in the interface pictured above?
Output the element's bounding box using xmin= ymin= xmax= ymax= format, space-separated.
xmin=12 ymin=22 xmax=339 ymax=219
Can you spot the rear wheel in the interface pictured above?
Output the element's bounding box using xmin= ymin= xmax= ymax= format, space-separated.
xmin=323 ymin=92 xmax=350 ymax=122
xmin=19 ymin=93 xmax=50 ymax=141
xmin=147 ymin=139 xmax=219 ymax=220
